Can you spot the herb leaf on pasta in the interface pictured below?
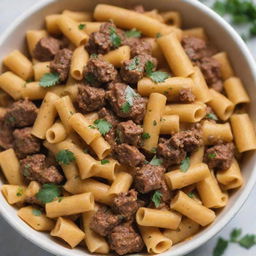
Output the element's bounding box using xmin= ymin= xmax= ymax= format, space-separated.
xmin=39 ymin=72 xmax=60 ymax=87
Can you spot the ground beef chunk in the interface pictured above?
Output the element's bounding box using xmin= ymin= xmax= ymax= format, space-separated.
xmin=33 ymin=37 xmax=61 ymax=61
xmin=77 ymin=85 xmax=105 ymax=113
xmin=50 ymin=48 xmax=73 ymax=82
xmin=20 ymin=154 xmax=63 ymax=184
xmin=120 ymin=54 xmax=157 ymax=84
xmin=181 ymin=36 xmax=216 ymax=62
xmin=0 ymin=116 xmax=13 ymax=149
xmin=106 ymin=82 xmax=147 ymax=124
xmin=178 ymin=88 xmax=195 ymax=103
xmin=13 ymin=127 xmax=41 ymax=158
xmin=86 ymin=22 xmax=124 ymax=54
xmin=114 ymin=144 xmax=145 ymax=167
xmin=124 ymin=38 xmax=152 ymax=57
xmin=84 ymin=56 xmax=117 ymax=84
xmin=112 ymin=189 xmax=140 ymax=219
xmin=98 ymin=108 xmax=119 ymax=127
xmin=5 ymin=99 xmax=37 ymax=128
xmin=159 ymin=179 xmax=171 ymax=202
xmin=170 ymin=129 xmax=202 ymax=153
xmin=90 ymin=206 xmax=122 ymax=237
xmin=204 ymin=143 xmax=234 ymax=171
xmin=197 ymin=57 xmax=223 ymax=92
xmin=134 ymin=164 xmax=165 ymax=194
xmin=116 ymin=120 xmax=143 ymax=146
xmin=157 ymin=138 xmax=186 ymax=167
xmin=108 ymin=222 xmax=144 ymax=255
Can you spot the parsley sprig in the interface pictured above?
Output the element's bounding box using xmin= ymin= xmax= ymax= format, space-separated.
xmin=109 ymin=26 xmax=122 ymax=48
xmin=39 ymin=72 xmax=60 ymax=87
xmin=93 ymin=119 xmax=112 ymax=136
xmin=149 ymin=156 xmax=163 ymax=166
xmin=213 ymin=228 xmax=256 ymax=256
xmin=56 ymin=149 xmax=76 ymax=165
xmin=121 ymin=86 xmax=139 ymax=113
xmin=125 ymin=28 xmax=142 ymax=38
xmin=145 ymin=61 xmax=170 ymax=83
xmin=152 ymin=191 xmax=162 ymax=208
xmin=36 ymin=184 xmax=61 ymax=204
xmin=180 ymin=157 xmax=190 ymax=172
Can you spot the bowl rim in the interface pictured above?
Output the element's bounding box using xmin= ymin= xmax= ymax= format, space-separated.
xmin=0 ymin=0 xmax=256 ymax=256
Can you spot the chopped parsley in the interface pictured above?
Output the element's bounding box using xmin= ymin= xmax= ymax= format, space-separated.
xmin=109 ymin=26 xmax=122 ymax=48
xmin=151 ymin=147 xmax=157 ymax=153
xmin=39 ymin=72 xmax=60 ymax=87
xmin=78 ymin=23 xmax=86 ymax=30
xmin=206 ymin=113 xmax=218 ymax=121
xmin=127 ymin=56 xmax=141 ymax=71
xmin=156 ymin=32 xmax=162 ymax=38
xmin=121 ymin=86 xmax=139 ymax=113
xmin=208 ymin=153 xmax=217 ymax=159
xmin=85 ymin=72 xmax=97 ymax=84
xmin=180 ymin=157 xmax=190 ymax=172
xmin=101 ymin=159 xmax=110 ymax=165
xmin=56 ymin=149 xmax=76 ymax=165
xmin=125 ymin=28 xmax=142 ymax=38
xmin=23 ymin=164 xmax=31 ymax=177
xmin=152 ymin=191 xmax=162 ymax=208
xmin=213 ymin=228 xmax=256 ymax=256
xmin=141 ymin=132 xmax=150 ymax=140
xmin=88 ymin=124 xmax=96 ymax=129
xmin=32 ymin=209 xmax=42 ymax=216
xmin=94 ymin=119 xmax=112 ymax=136
xmin=36 ymin=184 xmax=61 ymax=204
xmin=188 ymin=192 xmax=195 ymax=198
xmin=16 ymin=187 xmax=24 ymax=197
xmin=58 ymin=197 xmax=63 ymax=203
xmin=145 ymin=61 xmax=170 ymax=83
xmin=90 ymin=53 xmax=98 ymax=58
xmin=149 ymin=156 xmax=163 ymax=166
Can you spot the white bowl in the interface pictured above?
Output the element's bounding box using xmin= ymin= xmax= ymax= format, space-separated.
xmin=1 ymin=0 xmax=256 ymax=255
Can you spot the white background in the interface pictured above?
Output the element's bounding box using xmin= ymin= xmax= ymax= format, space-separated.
xmin=0 ymin=0 xmax=256 ymax=255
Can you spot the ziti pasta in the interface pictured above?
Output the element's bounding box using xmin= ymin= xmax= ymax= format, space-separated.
xmin=0 ymin=3 xmax=255 ymax=256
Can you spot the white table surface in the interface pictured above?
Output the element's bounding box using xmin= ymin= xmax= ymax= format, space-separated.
xmin=0 ymin=0 xmax=256 ymax=256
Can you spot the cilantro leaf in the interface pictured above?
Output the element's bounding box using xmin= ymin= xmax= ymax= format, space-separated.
xmin=39 ymin=72 xmax=60 ymax=87
xmin=213 ymin=1 xmax=227 ymax=15
xmin=78 ymin=24 xmax=85 ymax=30
xmin=188 ymin=192 xmax=195 ymax=198
xmin=121 ymin=102 xmax=131 ymax=113
xmin=156 ymin=32 xmax=162 ymax=38
xmin=101 ymin=159 xmax=110 ymax=165
xmin=142 ymin=132 xmax=150 ymax=140
xmin=85 ymin=72 xmax=97 ymax=84
xmin=16 ymin=187 xmax=24 ymax=197
xmin=36 ymin=184 xmax=61 ymax=204
xmin=148 ymin=71 xmax=170 ymax=83
xmin=145 ymin=61 xmax=155 ymax=75
xmin=56 ymin=150 xmax=76 ymax=165
xmin=230 ymin=228 xmax=242 ymax=243
xmin=180 ymin=157 xmax=190 ymax=172
xmin=94 ymin=119 xmax=112 ymax=136
xmin=152 ymin=191 xmax=162 ymax=208
xmin=206 ymin=113 xmax=218 ymax=121
xmin=239 ymin=234 xmax=256 ymax=249
xmin=213 ymin=238 xmax=229 ymax=256
xmin=153 ymin=120 xmax=157 ymax=126
xmin=32 ymin=209 xmax=42 ymax=216
xmin=125 ymin=28 xmax=141 ymax=38
xmin=128 ymin=56 xmax=141 ymax=71
xmin=151 ymin=147 xmax=157 ymax=153
xmin=208 ymin=153 xmax=217 ymax=159
xmin=149 ymin=156 xmax=163 ymax=166
xmin=121 ymin=86 xmax=138 ymax=113
xmin=109 ymin=26 xmax=122 ymax=48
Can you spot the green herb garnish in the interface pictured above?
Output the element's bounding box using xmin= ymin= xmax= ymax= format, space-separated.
xmin=213 ymin=238 xmax=229 ymax=256
xmin=121 ymin=86 xmax=138 ymax=113
xmin=208 ymin=153 xmax=217 ymax=159
xmin=78 ymin=24 xmax=85 ymax=30
xmin=149 ymin=156 xmax=163 ymax=166
xmin=85 ymin=73 xmax=97 ymax=84
xmin=180 ymin=157 xmax=190 ymax=172
xmin=125 ymin=28 xmax=141 ymax=38
xmin=56 ymin=149 xmax=76 ymax=165
xmin=36 ymin=184 xmax=61 ymax=204
xmin=94 ymin=119 xmax=112 ymax=136
xmin=128 ymin=56 xmax=141 ymax=71
xmin=32 ymin=209 xmax=42 ymax=216
xmin=16 ymin=187 xmax=23 ymax=197
xmin=101 ymin=159 xmax=110 ymax=165
xmin=142 ymin=133 xmax=150 ymax=140
xmin=206 ymin=113 xmax=218 ymax=121
xmin=152 ymin=191 xmax=162 ymax=208
xmin=109 ymin=26 xmax=122 ymax=48
xmin=188 ymin=192 xmax=195 ymax=198
xmin=145 ymin=61 xmax=170 ymax=83
xmin=39 ymin=72 xmax=60 ymax=87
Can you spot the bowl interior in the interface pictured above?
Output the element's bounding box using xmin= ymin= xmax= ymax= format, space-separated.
xmin=0 ymin=0 xmax=256 ymax=256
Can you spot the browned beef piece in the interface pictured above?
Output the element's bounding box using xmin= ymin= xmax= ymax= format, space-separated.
xmin=157 ymin=138 xmax=186 ymax=167
xmin=114 ymin=144 xmax=145 ymax=167
xmin=13 ymin=127 xmax=41 ymax=158
xmin=159 ymin=180 xmax=171 ymax=202
xmin=197 ymin=57 xmax=223 ymax=92
xmin=0 ymin=115 xmax=13 ymax=149
xmin=204 ymin=143 xmax=234 ymax=171
xmin=120 ymin=54 xmax=157 ymax=84
xmin=124 ymin=38 xmax=152 ymax=57
xmin=90 ymin=205 xmax=122 ymax=237
xmin=108 ymin=222 xmax=144 ymax=255
xmin=50 ymin=48 xmax=73 ymax=82
xmin=116 ymin=120 xmax=143 ymax=146
xmin=178 ymin=88 xmax=195 ymax=103
xmin=98 ymin=107 xmax=119 ymax=127
xmin=134 ymin=164 xmax=165 ymax=193
xmin=133 ymin=5 xmax=145 ymax=13
xmin=5 ymin=99 xmax=37 ymax=128
xmin=86 ymin=22 xmax=124 ymax=54
xmin=112 ymin=189 xmax=140 ymax=219
xmin=20 ymin=154 xmax=63 ymax=184
xmin=106 ymin=83 xmax=147 ymax=124
xmin=77 ymin=85 xmax=105 ymax=113
xmin=25 ymin=196 xmax=44 ymax=206
xmin=181 ymin=36 xmax=216 ymax=62
xmin=170 ymin=129 xmax=202 ymax=153
xmin=33 ymin=37 xmax=61 ymax=61
xmin=104 ymin=128 xmax=117 ymax=148
xmin=84 ymin=55 xmax=117 ymax=84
